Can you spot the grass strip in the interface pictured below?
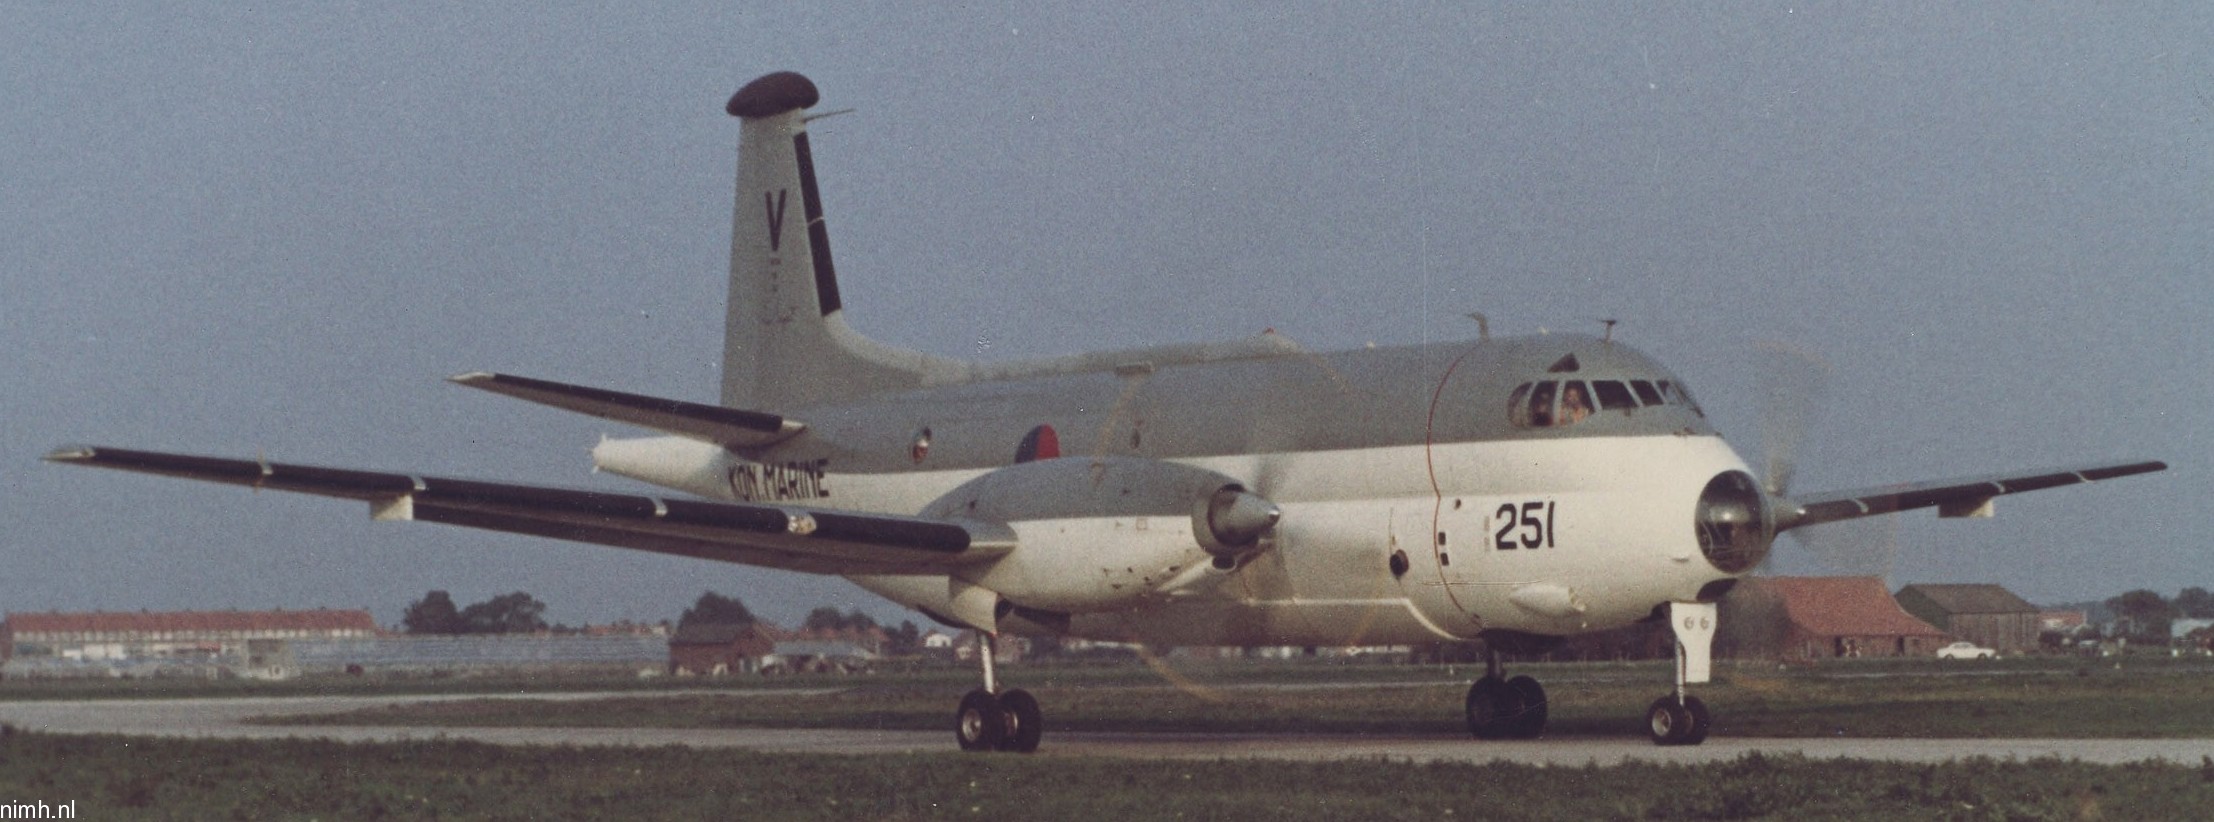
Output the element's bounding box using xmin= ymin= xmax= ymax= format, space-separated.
xmin=4 ymin=729 xmax=2213 ymax=820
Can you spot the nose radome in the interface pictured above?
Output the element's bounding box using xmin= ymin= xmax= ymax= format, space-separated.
xmin=1693 ymin=471 xmax=1771 ymax=573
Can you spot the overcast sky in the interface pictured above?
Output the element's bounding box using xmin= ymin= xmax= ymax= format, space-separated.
xmin=4 ymin=4 xmax=2206 ymax=628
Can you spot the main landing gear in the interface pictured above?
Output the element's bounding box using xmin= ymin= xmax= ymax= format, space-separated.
xmin=953 ymin=632 xmax=1043 ymax=753
xmin=1464 ymin=648 xmax=1549 ymax=740
xmin=1649 ymin=601 xmax=1718 ymax=746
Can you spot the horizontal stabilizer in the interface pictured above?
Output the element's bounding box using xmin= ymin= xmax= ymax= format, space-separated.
xmin=1782 ymin=460 xmax=2167 ymax=531
xmin=450 ymin=372 xmax=804 ymax=448
xmin=45 ymin=445 xmax=1012 ymax=575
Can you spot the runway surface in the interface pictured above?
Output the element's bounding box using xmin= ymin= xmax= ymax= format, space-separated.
xmin=6 ymin=691 xmax=2213 ymax=766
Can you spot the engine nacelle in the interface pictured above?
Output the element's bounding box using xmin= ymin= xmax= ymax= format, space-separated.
xmin=922 ymin=457 xmax=1278 ymax=613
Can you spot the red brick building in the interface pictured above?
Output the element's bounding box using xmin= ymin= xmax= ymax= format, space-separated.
xmin=666 ymin=622 xmax=776 ymax=675
xmin=1728 ymin=577 xmax=1951 ymax=659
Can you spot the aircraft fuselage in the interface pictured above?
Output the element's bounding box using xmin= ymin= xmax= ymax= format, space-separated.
xmin=598 ymin=331 xmax=1753 ymax=647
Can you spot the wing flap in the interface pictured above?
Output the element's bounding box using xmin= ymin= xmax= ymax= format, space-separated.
xmin=45 ymin=445 xmax=1011 ymax=575
xmin=1784 ymin=460 xmax=2166 ymax=531
xmin=449 ymin=372 xmax=805 ymax=448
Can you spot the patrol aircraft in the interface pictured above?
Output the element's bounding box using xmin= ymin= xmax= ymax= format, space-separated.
xmin=49 ymin=72 xmax=2166 ymax=751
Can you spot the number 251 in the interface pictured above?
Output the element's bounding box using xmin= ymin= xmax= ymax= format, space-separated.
xmin=1493 ymin=501 xmax=1556 ymax=549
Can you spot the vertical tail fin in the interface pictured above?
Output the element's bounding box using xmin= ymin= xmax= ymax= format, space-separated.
xmin=720 ymin=72 xmax=963 ymax=410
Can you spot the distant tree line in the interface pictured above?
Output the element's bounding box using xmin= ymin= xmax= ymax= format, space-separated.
xmin=2101 ymin=586 xmax=2214 ymax=645
xmin=677 ymin=591 xmax=922 ymax=655
xmin=400 ymin=590 xmax=549 ymax=635
xmin=676 ymin=591 xmax=754 ymax=629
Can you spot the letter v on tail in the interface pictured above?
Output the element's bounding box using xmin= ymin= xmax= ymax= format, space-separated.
xmin=764 ymin=189 xmax=788 ymax=253
xmin=719 ymin=71 xmax=963 ymax=410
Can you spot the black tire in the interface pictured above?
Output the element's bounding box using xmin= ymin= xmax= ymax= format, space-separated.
xmin=997 ymin=689 xmax=1043 ymax=753
xmin=1647 ymin=695 xmax=1692 ymax=746
xmin=1466 ymin=676 xmax=1526 ymax=740
xmin=1681 ymin=695 xmax=1712 ymax=746
xmin=955 ymin=689 xmax=1002 ymax=752
xmin=1465 ymin=676 xmax=1502 ymax=739
xmin=1504 ymin=675 xmax=1549 ymax=739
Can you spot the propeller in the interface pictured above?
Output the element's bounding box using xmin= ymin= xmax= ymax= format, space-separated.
xmin=1748 ymin=341 xmax=1902 ymax=579
xmin=1790 ymin=514 xmax=1903 ymax=577
xmin=1753 ymin=340 xmax=1830 ymax=499
xmin=1086 ymin=355 xmax=1292 ymax=561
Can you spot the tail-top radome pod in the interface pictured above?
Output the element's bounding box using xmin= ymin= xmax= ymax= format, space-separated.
xmin=720 ymin=72 xmax=963 ymax=411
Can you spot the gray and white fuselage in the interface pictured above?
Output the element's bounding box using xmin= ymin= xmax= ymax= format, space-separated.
xmin=595 ymin=332 xmax=1752 ymax=647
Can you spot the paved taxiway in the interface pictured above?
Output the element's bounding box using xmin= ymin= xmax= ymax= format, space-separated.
xmin=6 ymin=692 xmax=2213 ymax=765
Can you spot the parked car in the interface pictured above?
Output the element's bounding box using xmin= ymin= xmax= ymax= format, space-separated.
xmin=1936 ymin=641 xmax=1997 ymax=660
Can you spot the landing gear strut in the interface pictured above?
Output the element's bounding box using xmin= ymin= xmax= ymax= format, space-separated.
xmin=952 ymin=632 xmax=1043 ymax=753
xmin=1464 ymin=648 xmax=1548 ymax=740
xmin=1649 ymin=601 xmax=1717 ymax=746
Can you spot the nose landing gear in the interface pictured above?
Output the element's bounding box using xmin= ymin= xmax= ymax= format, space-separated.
xmin=1649 ymin=601 xmax=1718 ymax=746
xmin=1647 ymin=693 xmax=1711 ymax=746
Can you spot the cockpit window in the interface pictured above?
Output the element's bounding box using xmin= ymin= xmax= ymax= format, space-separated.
xmin=1659 ymin=380 xmax=1705 ymax=416
xmin=1511 ymin=375 xmax=1701 ymax=427
xmin=1506 ymin=383 xmax=1533 ymax=427
xmin=1558 ymin=381 xmax=1593 ymax=425
xmin=1656 ymin=381 xmax=1700 ymax=418
xmin=1528 ymin=381 xmax=1557 ymax=427
xmin=1591 ymin=380 xmax=1638 ymax=411
xmin=1630 ymin=380 xmax=1664 ymax=406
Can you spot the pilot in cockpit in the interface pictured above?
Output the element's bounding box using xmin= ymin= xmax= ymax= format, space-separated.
xmin=1527 ymin=382 xmax=1557 ymax=427
xmin=1559 ymin=383 xmax=1592 ymax=426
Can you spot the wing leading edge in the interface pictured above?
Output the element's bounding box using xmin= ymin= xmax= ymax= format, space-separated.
xmin=44 ymin=445 xmax=1012 ymax=575
xmin=1780 ymin=460 xmax=2167 ymax=532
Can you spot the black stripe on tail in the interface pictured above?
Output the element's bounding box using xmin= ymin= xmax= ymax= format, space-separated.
xmin=793 ymin=132 xmax=842 ymax=316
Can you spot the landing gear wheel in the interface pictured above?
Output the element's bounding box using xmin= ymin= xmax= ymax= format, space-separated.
xmin=1647 ymin=695 xmax=1711 ymax=746
xmin=1465 ymin=676 xmax=1527 ymax=740
xmin=1504 ymin=675 xmax=1549 ymax=739
xmin=996 ymin=688 xmax=1043 ymax=753
xmin=1647 ymin=696 xmax=1689 ymax=745
xmin=955 ymin=689 xmax=1003 ymax=752
xmin=1680 ymin=695 xmax=1711 ymax=745
xmin=1464 ymin=676 xmax=1503 ymax=739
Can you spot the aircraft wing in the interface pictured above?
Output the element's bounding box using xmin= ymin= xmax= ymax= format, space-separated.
xmin=44 ymin=445 xmax=1013 ymax=576
xmin=448 ymin=371 xmax=805 ymax=449
xmin=1781 ymin=460 xmax=2167 ymax=531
